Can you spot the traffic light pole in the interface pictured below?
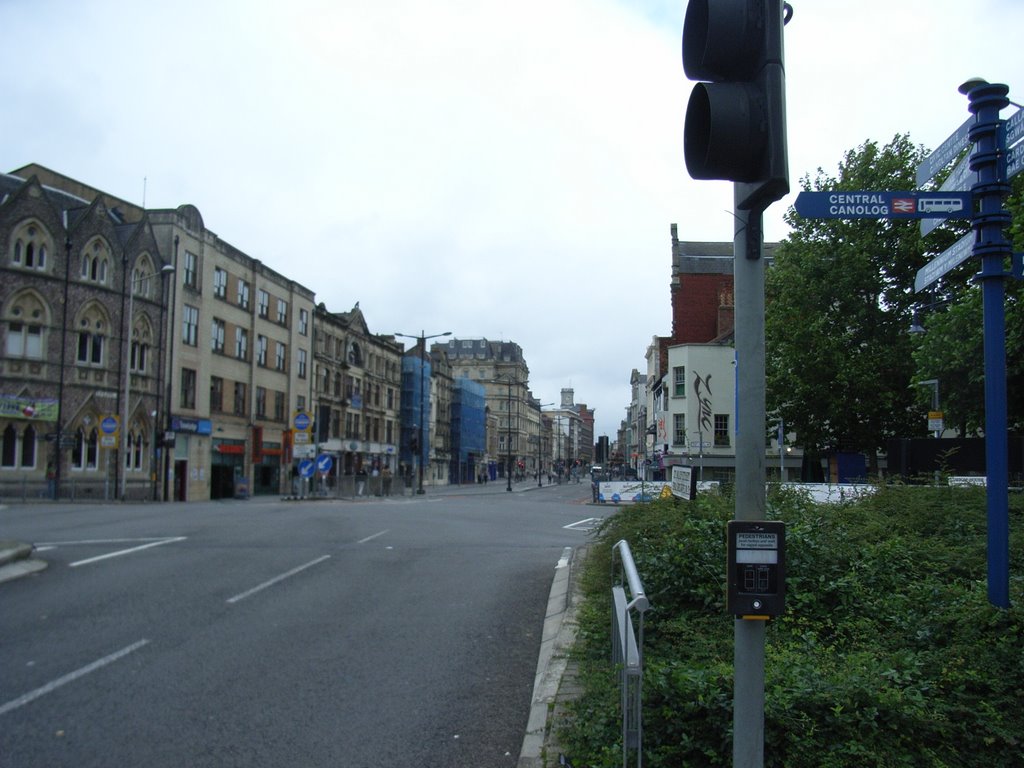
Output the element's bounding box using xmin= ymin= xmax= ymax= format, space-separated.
xmin=733 ymin=190 xmax=768 ymax=768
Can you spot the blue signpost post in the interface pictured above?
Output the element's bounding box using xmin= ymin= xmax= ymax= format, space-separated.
xmin=795 ymin=81 xmax=1017 ymax=609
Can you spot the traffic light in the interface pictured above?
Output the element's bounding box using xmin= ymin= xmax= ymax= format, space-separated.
xmin=682 ymin=0 xmax=789 ymax=211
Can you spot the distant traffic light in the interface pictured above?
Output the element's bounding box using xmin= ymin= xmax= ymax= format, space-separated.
xmin=682 ymin=0 xmax=790 ymax=211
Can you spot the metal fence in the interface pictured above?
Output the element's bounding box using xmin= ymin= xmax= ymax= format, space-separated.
xmin=611 ymin=539 xmax=649 ymax=768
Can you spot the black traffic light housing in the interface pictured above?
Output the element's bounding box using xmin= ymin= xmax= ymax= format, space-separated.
xmin=682 ymin=0 xmax=789 ymax=211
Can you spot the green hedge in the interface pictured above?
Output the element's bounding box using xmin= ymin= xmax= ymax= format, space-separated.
xmin=560 ymin=485 xmax=1024 ymax=767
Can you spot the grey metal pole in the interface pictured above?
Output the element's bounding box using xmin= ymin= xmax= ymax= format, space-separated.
xmin=733 ymin=190 xmax=767 ymax=768
xmin=417 ymin=331 xmax=425 ymax=494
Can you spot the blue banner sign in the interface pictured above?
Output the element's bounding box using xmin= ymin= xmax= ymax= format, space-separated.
xmin=795 ymin=191 xmax=972 ymax=220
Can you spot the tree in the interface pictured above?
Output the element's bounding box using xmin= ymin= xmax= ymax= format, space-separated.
xmin=766 ymin=135 xmax=935 ymax=471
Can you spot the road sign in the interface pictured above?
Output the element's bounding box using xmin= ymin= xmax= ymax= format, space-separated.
xmin=1006 ymin=107 xmax=1024 ymax=147
xmin=316 ymin=454 xmax=333 ymax=475
xmin=916 ymin=116 xmax=972 ymax=187
xmin=915 ymin=232 xmax=974 ymax=292
xmin=101 ymin=415 xmax=119 ymax=435
xmin=794 ymin=191 xmax=971 ymax=220
xmin=1006 ymin=141 xmax=1024 ymax=180
xmin=298 ymin=459 xmax=315 ymax=479
xmin=293 ymin=411 xmax=311 ymax=432
xmin=928 ymin=411 xmax=944 ymax=433
xmin=921 ymin=154 xmax=978 ymax=237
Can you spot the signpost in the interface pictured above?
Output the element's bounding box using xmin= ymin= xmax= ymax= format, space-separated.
xmin=795 ymin=81 xmax=1015 ymax=609
xmin=100 ymin=415 xmax=120 ymax=449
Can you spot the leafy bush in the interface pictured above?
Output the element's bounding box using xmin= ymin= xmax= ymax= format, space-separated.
xmin=560 ymin=486 xmax=1024 ymax=767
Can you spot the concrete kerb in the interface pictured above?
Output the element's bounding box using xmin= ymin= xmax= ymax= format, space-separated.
xmin=0 ymin=540 xmax=47 ymax=584
xmin=518 ymin=543 xmax=589 ymax=768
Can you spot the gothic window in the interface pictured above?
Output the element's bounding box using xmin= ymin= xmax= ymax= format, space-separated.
xmin=81 ymin=238 xmax=111 ymax=284
xmin=75 ymin=303 xmax=109 ymax=366
xmin=71 ymin=426 xmax=99 ymax=470
xmin=3 ymin=291 xmax=48 ymax=359
xmin=11 ymin=221 xmax=50 ymax=271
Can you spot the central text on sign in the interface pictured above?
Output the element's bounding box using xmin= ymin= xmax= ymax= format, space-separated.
xmin=827 ymin=193 xmax=888 ymax=216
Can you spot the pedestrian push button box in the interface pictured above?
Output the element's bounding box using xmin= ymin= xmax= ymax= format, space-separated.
xmin=727 ymin=520 xmax=786 ymax=618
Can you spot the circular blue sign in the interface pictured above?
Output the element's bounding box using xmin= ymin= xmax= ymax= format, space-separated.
xmin=298 ymin=459 xmax=315 ymax=478
xmin=316 ymin=454 xmax=333 ymax=474
xmin=101 ymin=416 xmax=119 ymax=434
xmin=294 ymin=412 xmax=311 ymax=431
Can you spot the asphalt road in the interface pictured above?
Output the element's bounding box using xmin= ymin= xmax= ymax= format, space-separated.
xmin=0 ymin=480 xmax=605 ymax=768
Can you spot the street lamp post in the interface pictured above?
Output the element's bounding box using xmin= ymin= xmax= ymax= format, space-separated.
xmin=164 ymin=236 xmax=179 ymax=502
xmin=121 ymin=263 xmax=175 ymax=501
xmin=537 ymin=403 xmax=554 ymax=487
xmin=395 ymin=330 xmax=451 ymax=494
xmin=151 ymin=265 xmax=176 ymax=500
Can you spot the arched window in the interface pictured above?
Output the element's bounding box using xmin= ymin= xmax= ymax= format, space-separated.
xmin=10 ymin=222 xmax=50 ymax=271
xmin=126 ymin=430 xmax=145 ymax=471
xmin=0 ymin=423 xmax=37 ymax=469
xmin=82 ymin=238 xmax=112 ymax=285
xmin=21 ymin=425 xmax=36 ymax=468
xmin=129 ymin=315 xmax=153 ymax=374
xmin=131 ymin=255 xmax=157 ymax=299
xmin=71 ymin=427 xmax=99 ymax=470
xmin=1 ymin=425 xmax=16 ymax=467
xmin=76 ymin=303 xmax=109 ymax=367
xmin=2 ymin=290 xmax=49 ymax=360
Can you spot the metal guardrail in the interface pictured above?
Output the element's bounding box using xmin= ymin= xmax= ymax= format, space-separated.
xmin=611 ymin=539 xmax=649 ymax=768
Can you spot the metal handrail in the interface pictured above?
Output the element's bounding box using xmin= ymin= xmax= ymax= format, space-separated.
xmin=611 ymin=539 xmax=650 ymax=768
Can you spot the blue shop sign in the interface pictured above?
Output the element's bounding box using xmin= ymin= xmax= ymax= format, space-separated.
xmin=171 ymin=417 xmax=213 ymax=435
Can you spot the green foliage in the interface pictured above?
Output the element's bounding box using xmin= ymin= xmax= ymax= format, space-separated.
xmin=559 ymin=488 xmax=1024 ymax=767
xmin=766 ymin=135 xmax=931 ymax=463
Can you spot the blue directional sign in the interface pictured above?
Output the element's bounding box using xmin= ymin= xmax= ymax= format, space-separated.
xmin=1006 ymin=141 xmax=1024 ymax=180
xmin=316 ymin=454 xmax=333 ymax=475
xmin=298 ymin=458 xmax=315 ymax=479
xmin=1006 ymin=107 xmax=1024 ymax=148
xmin=916 ymin=116 xmax=972 ymax=187
xmin=794 ymin=191 xmax=972 ymax=220
xmin=915 ymin=232 xmax=974 ymax=292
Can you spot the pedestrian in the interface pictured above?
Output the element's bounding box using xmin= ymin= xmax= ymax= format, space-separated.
xmin=356 ymin=466 xmax=367 ymax=497
xmin=382 ymin=466 xmax=393 ymax=496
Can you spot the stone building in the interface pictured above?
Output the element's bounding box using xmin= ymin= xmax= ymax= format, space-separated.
xmin=2 ymin=164 xmax=316 ymax=501
xmin=1 ymin=171 xmax=167 ymax=500
xmin=311 ymin=303 xmax=403 ymax=490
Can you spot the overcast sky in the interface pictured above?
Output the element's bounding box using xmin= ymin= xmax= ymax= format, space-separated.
xmin=2 ymin=0 xmax=1021 ymax=439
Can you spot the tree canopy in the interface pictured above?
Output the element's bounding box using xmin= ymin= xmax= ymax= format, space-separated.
xmin=766 ymin=134 xmax=1023 ymax=465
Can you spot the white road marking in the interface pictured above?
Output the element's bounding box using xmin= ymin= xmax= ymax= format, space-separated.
xmin=357 ymin=529 xmax=390 ymax=544
xmin=0 ymin=639 xmax=150 ymax=717
xmin=36 ymin=538 xmax=176 ymax=546
xmin=563 ymin=517 xmax=601 ymax=531
xmin=226 ymin=555 xmax=332 ymax=604
xmin=68 ymin=537 xmax=187 ymax=567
